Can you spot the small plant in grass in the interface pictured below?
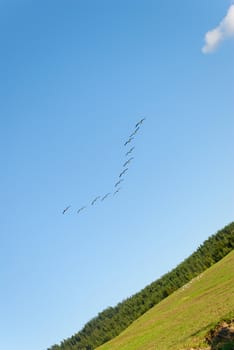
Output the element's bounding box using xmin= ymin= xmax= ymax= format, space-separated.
xmin=221 ymin=342 xmax=234 ymax=350
xmin=205 ymin=316 xmax=234 ymax=350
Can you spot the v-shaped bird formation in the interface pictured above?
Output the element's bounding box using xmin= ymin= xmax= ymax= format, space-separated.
xmin=62 ymin=117 xmax=146 ymax=215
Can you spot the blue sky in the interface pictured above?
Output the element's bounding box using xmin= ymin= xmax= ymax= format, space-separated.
xmin=0 ymin=1 xmax=233 ymax=349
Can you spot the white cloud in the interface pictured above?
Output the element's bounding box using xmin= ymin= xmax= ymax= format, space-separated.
xmin=202 ymin=4 xmax=234 ymax=53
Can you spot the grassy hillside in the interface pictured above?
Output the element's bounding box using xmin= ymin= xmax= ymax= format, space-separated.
xmin=97 ymin=250 xmax=234 ymax=350
xmin=48 ymin=223 xmax=234 ymax=350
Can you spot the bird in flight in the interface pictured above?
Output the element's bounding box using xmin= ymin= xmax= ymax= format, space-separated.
xmin=115 ymin=179 xmax=124 ymax=187
xmin=114 ymin=188 xmax=121 ymax=196
xmin=62 ymin=205 xmax=71 ymax=214
xmin=135 ymin=118 xmax=145 ymax=128
xmin=125 ymin=147 xmax=135 ymax=156
xmin=124 ymin=137 xmax=134 ymax=146
xmin=123 ymin=157 xmax=134 ymax=167
xmin=91 ymin=196 xmax=101 ymax=205
xmin=101 ymin=193 xmax=111 ymax=201
xmin=77 ymin=206 xmax=86 ymax=214
xmin=119 ymin=168 xmax=128 ymax=178
xmin=129 ymin=127 xmax=140 ymax=138
xmin=134 ymin=126 xmax=140 ymax=134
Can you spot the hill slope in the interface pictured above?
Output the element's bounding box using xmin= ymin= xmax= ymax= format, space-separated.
xmin=48 ymin=222 xmax=234 ymax=350
xmin=97 ymin=250 xmax=234 ymax=350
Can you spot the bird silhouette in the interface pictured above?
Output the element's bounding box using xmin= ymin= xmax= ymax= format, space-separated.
xmin=123 ymin=157 xmax=134 ymax=167
xmin=114 ymin=179 xmax=124 ymax=187
xmin=119 ymin=168 xmax=128 ymax=178
xmin=134 ymin=126 xmax=140 ymax=134
xmin=124 ymin=137 xmax=134 ymax=146
xmin=101 ymin=193 xmax=111 ymax=201
xmin=77 ymin=206 xmax=86 ymax=214
xmin=62 ymin=205 xmax=71 ymax=214
xmin=129 ymin=127 xmax=140 ymax=138
xmin=91 ymin=196 xmax=101 ymax=205
xmin=125 ymin=147 xmax=135 ymax=156
xmin=135 ymin=117 xmax=145 ymax=128
xmin=114 ymin=188 xmax=121 ymax=195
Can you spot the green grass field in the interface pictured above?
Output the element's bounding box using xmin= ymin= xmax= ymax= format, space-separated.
xmin=97 ymin=250 xmax=234 ymax=350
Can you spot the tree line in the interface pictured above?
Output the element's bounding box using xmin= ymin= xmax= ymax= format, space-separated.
xmin=48 ymin=222 xmax=234 ymax=350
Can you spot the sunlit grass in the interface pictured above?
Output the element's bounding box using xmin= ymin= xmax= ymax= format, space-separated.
xmin=97 ymin=250 xmax=234 ymax=350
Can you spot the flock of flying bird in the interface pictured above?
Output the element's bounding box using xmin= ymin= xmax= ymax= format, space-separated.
xmin=62 ymin=117 xmax=146 ymax=215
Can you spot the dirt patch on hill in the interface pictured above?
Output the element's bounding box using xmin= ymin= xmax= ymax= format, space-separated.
xmin=205 ymin=319 xmax=234 ymax=350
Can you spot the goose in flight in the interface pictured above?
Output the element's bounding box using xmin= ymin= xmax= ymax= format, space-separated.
xmin=135 ymin=117 xmax=145 ymax=128
xmin=91 ymin=196 xmax=101 ymax=205
xmin=77 ymin=206 xmax=86 ymax=214
xmin=134 ymin=126 xmax=140 ymax=134
xmin=114 ymin=188 xmax=121 ymax=196
xmin=123 ymin=157 xmax=134 ymax=167
xmin=125 ymin=147 xmax=135 ymax=156
xmin=119 ymin=168 xmax=128 ymax=178
xmin=101 ymin=193 xmax=111 ymax=201
xmin=62 ymin=205 xmax=71 ymax=214
xmin=124 ymin=137 xmax=134 ymax=146
xmin=114 ymin=178 xmax=124 ymax=188
xmin=129 ymin=127 xmax=140 ymax=138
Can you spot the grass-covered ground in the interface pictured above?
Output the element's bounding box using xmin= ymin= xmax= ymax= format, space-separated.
xmin=97 ymin=250 xmax=234 ymax=350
